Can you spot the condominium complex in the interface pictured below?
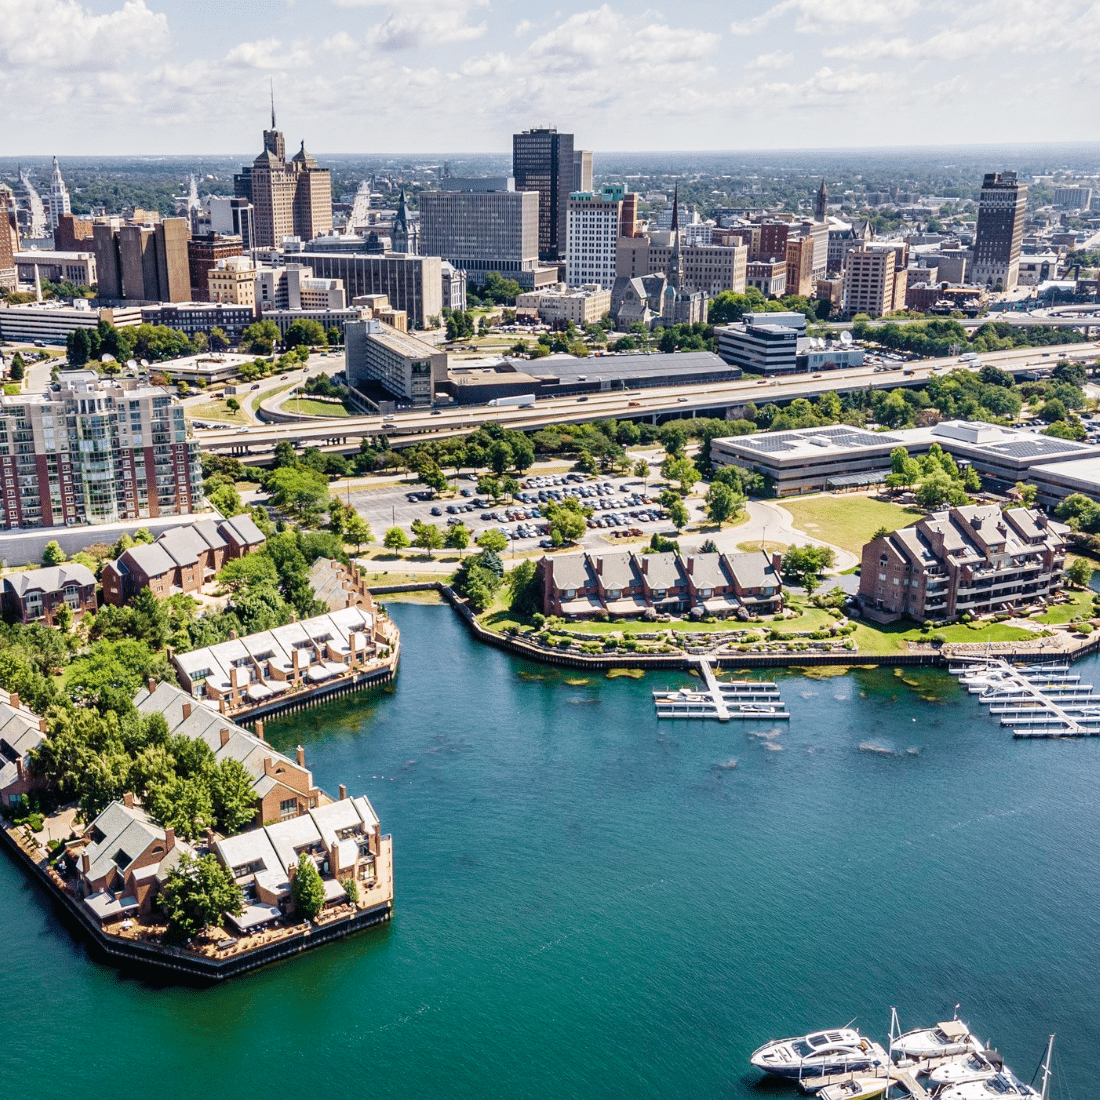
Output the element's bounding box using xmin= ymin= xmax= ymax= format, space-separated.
xmin=566 ymin=186 xmax=623 ymax=288
xmin=513 ymin=127 xmax=574 ymax=261
xmin=0 ymin=372 xmax=203 ymax=529
xmin=515 ymin=284 xmax=611 ymax=325
xmin=419 ymin=180 xmax=549 ymax=288
xmin=972 ymin=171 xmax=1028 ymax=292
xmin=234 ymin=112 xmax=332 ymax=248
xmin=858 ymin=504 xmax=1066 ymax=623
xmin=345 ymin=318 xmax=447 ymax=405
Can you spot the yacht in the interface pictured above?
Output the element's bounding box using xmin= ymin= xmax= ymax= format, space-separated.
xmin=817 ymin=1079 xmax=888 ymax=1100
xmin=892 ymin=1019 xmax=981 ymax=1060
xmin=929 ymin=1051 xmax=1004 ymax=1088
xmin=939 ymin=1071 xmax=1038 ymax=1100
xmin=751 ymin=1029 xmax=884 ymax=1080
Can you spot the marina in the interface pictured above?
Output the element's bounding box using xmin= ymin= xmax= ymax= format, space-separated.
xmin=652 ymin=658 xmax=789 ymax=721
xmin=949 ymin=657 xmax=1100 ymax=737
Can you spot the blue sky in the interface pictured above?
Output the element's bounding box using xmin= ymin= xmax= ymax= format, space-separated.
xmin=3 ymin=0 xmax=1099 ymax=154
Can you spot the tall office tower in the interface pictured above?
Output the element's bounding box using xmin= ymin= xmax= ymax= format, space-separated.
xmin=513 ymin=127 xmax=574 ymax=262
xmin=814 ymin=178 xmax=828 ymax=222
xmin=972 ymin=171 xmax=1027 ymax=292
xmin=419 ymin=178 xmax=540 ymax=287
xmin=566 ymin=185 xmax=622 ymax=288
xmin=0 ymin=373 xmax=203 ymax=529
xmin=188 ymin=233 xmax=244 ymax=300
xmin=572 ymin=150 xmax=593 ymax=194
xmin=238 ymin=103 xmax=332 ymax=248
xmin=842 ymin=242 xmax=908 ymax=318
xmin=94 ymin=218 xmax=190 ymax=302
xmin=46 ymin=157 xmax=71 ymax=234
xmin=0 ymin=184 xmax=18 ymax=291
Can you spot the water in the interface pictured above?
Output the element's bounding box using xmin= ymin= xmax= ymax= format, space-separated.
xmin=2 ymin=604 xmax=1098 ymax=1099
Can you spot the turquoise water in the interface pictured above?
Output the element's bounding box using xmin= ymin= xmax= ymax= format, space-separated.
xmin=2 ymin=603 xmax=1098 ymax=1099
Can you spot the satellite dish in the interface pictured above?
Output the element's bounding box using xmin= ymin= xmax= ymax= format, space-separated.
xmin=100 ymin=353 xmax=115 ymax=362
xmin=141 ymin=359 xmax=149 ymax=367
xmin=126 ymin=359 xmax=138 ymax=371
xmin=840 ymin=330 xmax=853 ymax=345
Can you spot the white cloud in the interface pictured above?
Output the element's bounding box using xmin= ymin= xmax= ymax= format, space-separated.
xmin=364 ymin=0 xmax=489 ymax=49
xmin=732 ymin=0 xmax=923 ymax=35
xmin=0 ymin=0 xmax=170 ymax=69
xmin=514 ymin=19 xmax=533 ymax=36
xmin=748 ymin=50 xmax=794 ymax=69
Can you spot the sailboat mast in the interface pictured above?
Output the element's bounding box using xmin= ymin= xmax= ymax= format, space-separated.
xmin=1039 ymin=1035 xmax=1054 ymax=1100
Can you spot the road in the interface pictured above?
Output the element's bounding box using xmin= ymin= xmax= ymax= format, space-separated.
xmin=193 ymin=341 xmax=1100 ymax=459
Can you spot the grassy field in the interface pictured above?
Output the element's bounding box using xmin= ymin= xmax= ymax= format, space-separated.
xmin=283 ymin=398 xmax=352 ymax=417
xmin=852 ymin=619 xmax=1038 ymax=655
xmin=782 ymin=495 xmax=924 ymax=554
xmin=737 ymin=540 xmax=788 ymax=554
xmin=189 ymin=399 xmax=249 ymax=425
xmin=1033 ymin=577 xmax=1097 ymax=624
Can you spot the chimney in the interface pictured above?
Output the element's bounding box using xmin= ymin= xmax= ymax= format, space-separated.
xmin=8 ymin=691 xmax=19 ymax=710
xmin=122 ymin=791 xmax=134 ymax=809
xmin=296 ymin=745 xmax=305 ymax=767
xmin=339 ymin=783 xmax=347 ymax=800
xmin=686 ymin=557 xmax=694 ymax=574
xmin=640 ymin=556 xmax=648 ymax=574
xmin=218 ymin=697 xmax=226 ymax=714
xmin=205 ymin=827 xmax=216 ymax=848
xmin=147 ymin=677 xmax=156 ymax=694
xmin=255 ymin=719 xmax=265 ymax=741
xmin=164 ymin=826 xmax=175 ymax=850
xmin=264 ymin=756 xmax=275 ymax=777
xmin=772 ymin=551 xmax=784 ymax=576
xmin=182 ymin=701 xmax=191 ymax=720
xmin=38 ymin=717 xmax=47 ymax=732
xmin=15 ymin=757 xmax=24 ymax=782
xmin=220 ymin=727 xmax=230 ymax=748
xmin=81 ymin=852 xmax=90 ymax=875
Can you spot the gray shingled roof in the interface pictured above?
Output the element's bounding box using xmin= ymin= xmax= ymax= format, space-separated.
xmin=121 ymin=542 xmax=176 ymax=577
xmin=4 ymin=562 xmax=95 ymax=597
xmin=724 ymin=551 xmax=778 ymax=589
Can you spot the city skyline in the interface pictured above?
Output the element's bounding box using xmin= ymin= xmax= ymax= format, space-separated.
xmin=2 ymin=0 xmax=1099 ymax=155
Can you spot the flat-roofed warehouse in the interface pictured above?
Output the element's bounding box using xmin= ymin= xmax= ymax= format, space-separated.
xmin=443 ymin=350 xmax=739 ymax=405
xmin=712 ymin=420 xmax=1100 ymax=498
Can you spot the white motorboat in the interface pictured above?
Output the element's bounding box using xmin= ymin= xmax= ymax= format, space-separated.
xmin=939 ymin=1071 xmax=1038 ymax=1100
xmin=817 ymin=1078 xmax=889 ymax=1100
xmin=751 ymin=1029 xmax=885 ymax=1080
xmin=892 ymin=1019 xmax=981 ymax=1060
xmin=929 ymin=1051 xmax=1004 ymax=1087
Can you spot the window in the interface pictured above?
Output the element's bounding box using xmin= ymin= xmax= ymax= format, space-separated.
xmin=279 ymin=798 xmax=298 ymax=820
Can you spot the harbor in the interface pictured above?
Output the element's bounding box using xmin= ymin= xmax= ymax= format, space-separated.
xmin=950 ymin=657 xmax=1100 ymax=737
xmin=652 ymin=658 xmax=789 ymax=721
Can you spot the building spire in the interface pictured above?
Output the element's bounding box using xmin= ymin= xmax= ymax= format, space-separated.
xmin=270 ymin=78 xmax=276 ymax=130
xmin=670 ymin=182 xmax=679 ymax=233
xmin=814 ymin=177 xmax=829 ymax=221
xmin=668 ymin=183 xmax=682 ymax=290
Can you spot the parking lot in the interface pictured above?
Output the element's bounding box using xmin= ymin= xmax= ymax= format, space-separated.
xmin=348 ymin=469 xmax=671 ymax=552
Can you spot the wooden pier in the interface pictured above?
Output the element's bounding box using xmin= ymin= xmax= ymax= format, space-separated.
xmin=652 ymin=658 xmax=789 ymax=721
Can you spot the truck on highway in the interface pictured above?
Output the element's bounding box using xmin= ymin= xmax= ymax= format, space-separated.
xmin=957 ymin=351 xmax=979 ymax=363
xmin=488 ymin=393 xmax=536 ymax=408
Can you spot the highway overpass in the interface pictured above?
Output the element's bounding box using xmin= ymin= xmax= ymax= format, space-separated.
xmin=194 ymin=341 xmax=1099 ymax=462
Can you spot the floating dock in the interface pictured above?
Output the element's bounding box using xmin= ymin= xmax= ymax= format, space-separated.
xmin=653 ymin=658 xmax=789 ymax=721
xmin=950 ymin=656 xmax=1100 ymax=738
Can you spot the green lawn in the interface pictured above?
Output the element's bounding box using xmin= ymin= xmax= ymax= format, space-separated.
xmin=852 ymin=619 xmax=1038 ymax=655
xmin=283 ymin=398 xmax=352 ymax=417
xmin=1032 ymin=579 xmax=1097 ymax=624
xmin=782 ymin=495 xmax=924 ymax=555
xmin=188 ymin=399 xmax=249 ymax=425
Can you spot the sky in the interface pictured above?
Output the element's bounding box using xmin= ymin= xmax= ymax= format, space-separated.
xmin=3 ymin=0 xmax=1100 ymax=155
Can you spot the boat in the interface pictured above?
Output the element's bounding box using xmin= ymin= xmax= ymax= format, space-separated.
xmin=928 ymin=1051 xmax=1005 ymax=1087
xmin=938 ymin=1070 xmax=1038 ymax=1100
xmin=892 ymin=1019 xmax=981 ymax=1059
xmin=817 ymin=1078 xmax=889 ymax=1100
xmin=750 ymin=1029 xmax=885 ymax=1080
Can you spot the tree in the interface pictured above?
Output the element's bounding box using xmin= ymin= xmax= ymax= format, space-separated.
xmin=489 ymin=440 xmax=514 ymax=475
xmin=54 ymin=602 xmax=74 ymax=634
xmin=284 ymin=318 xmax=326 ymax=349
xmin=704 ymin=481 xmax=744 ymax=525
xmin=292 ymin=852 xmax=325 ymax=920
xmin=241 ymin=319 xmax=280 ymax=356
xmin=1014 ymin=481 xmax=1039 ymax=507
xmin=9 ymin=352 xmax=25 ymax=381
xmin=344 ymin=512 xmax=373 ymax=553
xmin=446 ymin=522 xmax=470 ymax=550
xmin=209 ymin=327 xmax=230 ymax=352
xmin=543 ymin=498 xmax=589 ymax=545
xmin=208 ymin=482 xmax=245 ymax=518
xmin=412 ymin=520 xmax=445 ymax=556
xmin=476 ymin=528 xmax=508 ymax=553
xmin=871 ymin=526 xmax=891 ymax=541
xmin=781 ymin=545 xmax=836 ymax=593
xmin=42 ymin=540 xmax=66 ymax=565
xmin=506 ymin=559 xmax=541 ymax=618
xmin=661 ymin=455 xmax=699 ymax=495
xmin=480 ymin=271 xmax=522 ymax=305
xmin=210 ymin=758 xmax=258 ymax=835
xmin=160 ymin=853 xmax=243 ymax=944
xmin=666 ymin=499 xmax=689 ymax=530
xmin=216 ymin=553 xmax=279 ymax=593
xmin=633 ymin=459 xmax=649 ymax=480
xmin=383 ymin=526 xmax=410 ymax=550
xmin=1066 ymin=557 xmax=1094 ymax=588
xmin=225 ymin=397 xmax=240 ymax=412
xmin=267 ymin=466 xmax=330 ymax=526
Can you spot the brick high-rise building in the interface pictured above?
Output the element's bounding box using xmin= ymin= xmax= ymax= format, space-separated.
xmin=188 ymin=233 xmax=243 ymax=301
xmin=972 ymin=171 xmax=1027 ymax=292
xmin=53 ymin=213 xmax=94 ymax=252
xmin=0 ymin=372 xmax=203 ymax=529
xmin=0 ymin=183 xmax=18 ymax=292
xmin=513 ymin=127 xmax=574 ymax=262
xmin=235 ymin=106 xmax=332 ymax=248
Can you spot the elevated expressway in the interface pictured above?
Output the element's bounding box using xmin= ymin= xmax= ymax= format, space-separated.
xmin=195 ymin=342 xmax=1099 ymax=462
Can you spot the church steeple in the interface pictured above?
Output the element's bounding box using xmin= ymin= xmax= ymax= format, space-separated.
xmin=270 ymin=78 xmax=276 ymax=130
xmin=814 ymin=177 xmax=829 ymax=221
xmin=393 ymin=187 xmax=410 ymax=253
xmin=668 ymin=183 xmax=682 ymax=290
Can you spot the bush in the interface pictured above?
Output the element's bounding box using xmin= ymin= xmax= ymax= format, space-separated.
xmin=931 ymin=632 xmax=947 ymax=644
xmin=342 ymin=878 xmax=360 ymax=904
